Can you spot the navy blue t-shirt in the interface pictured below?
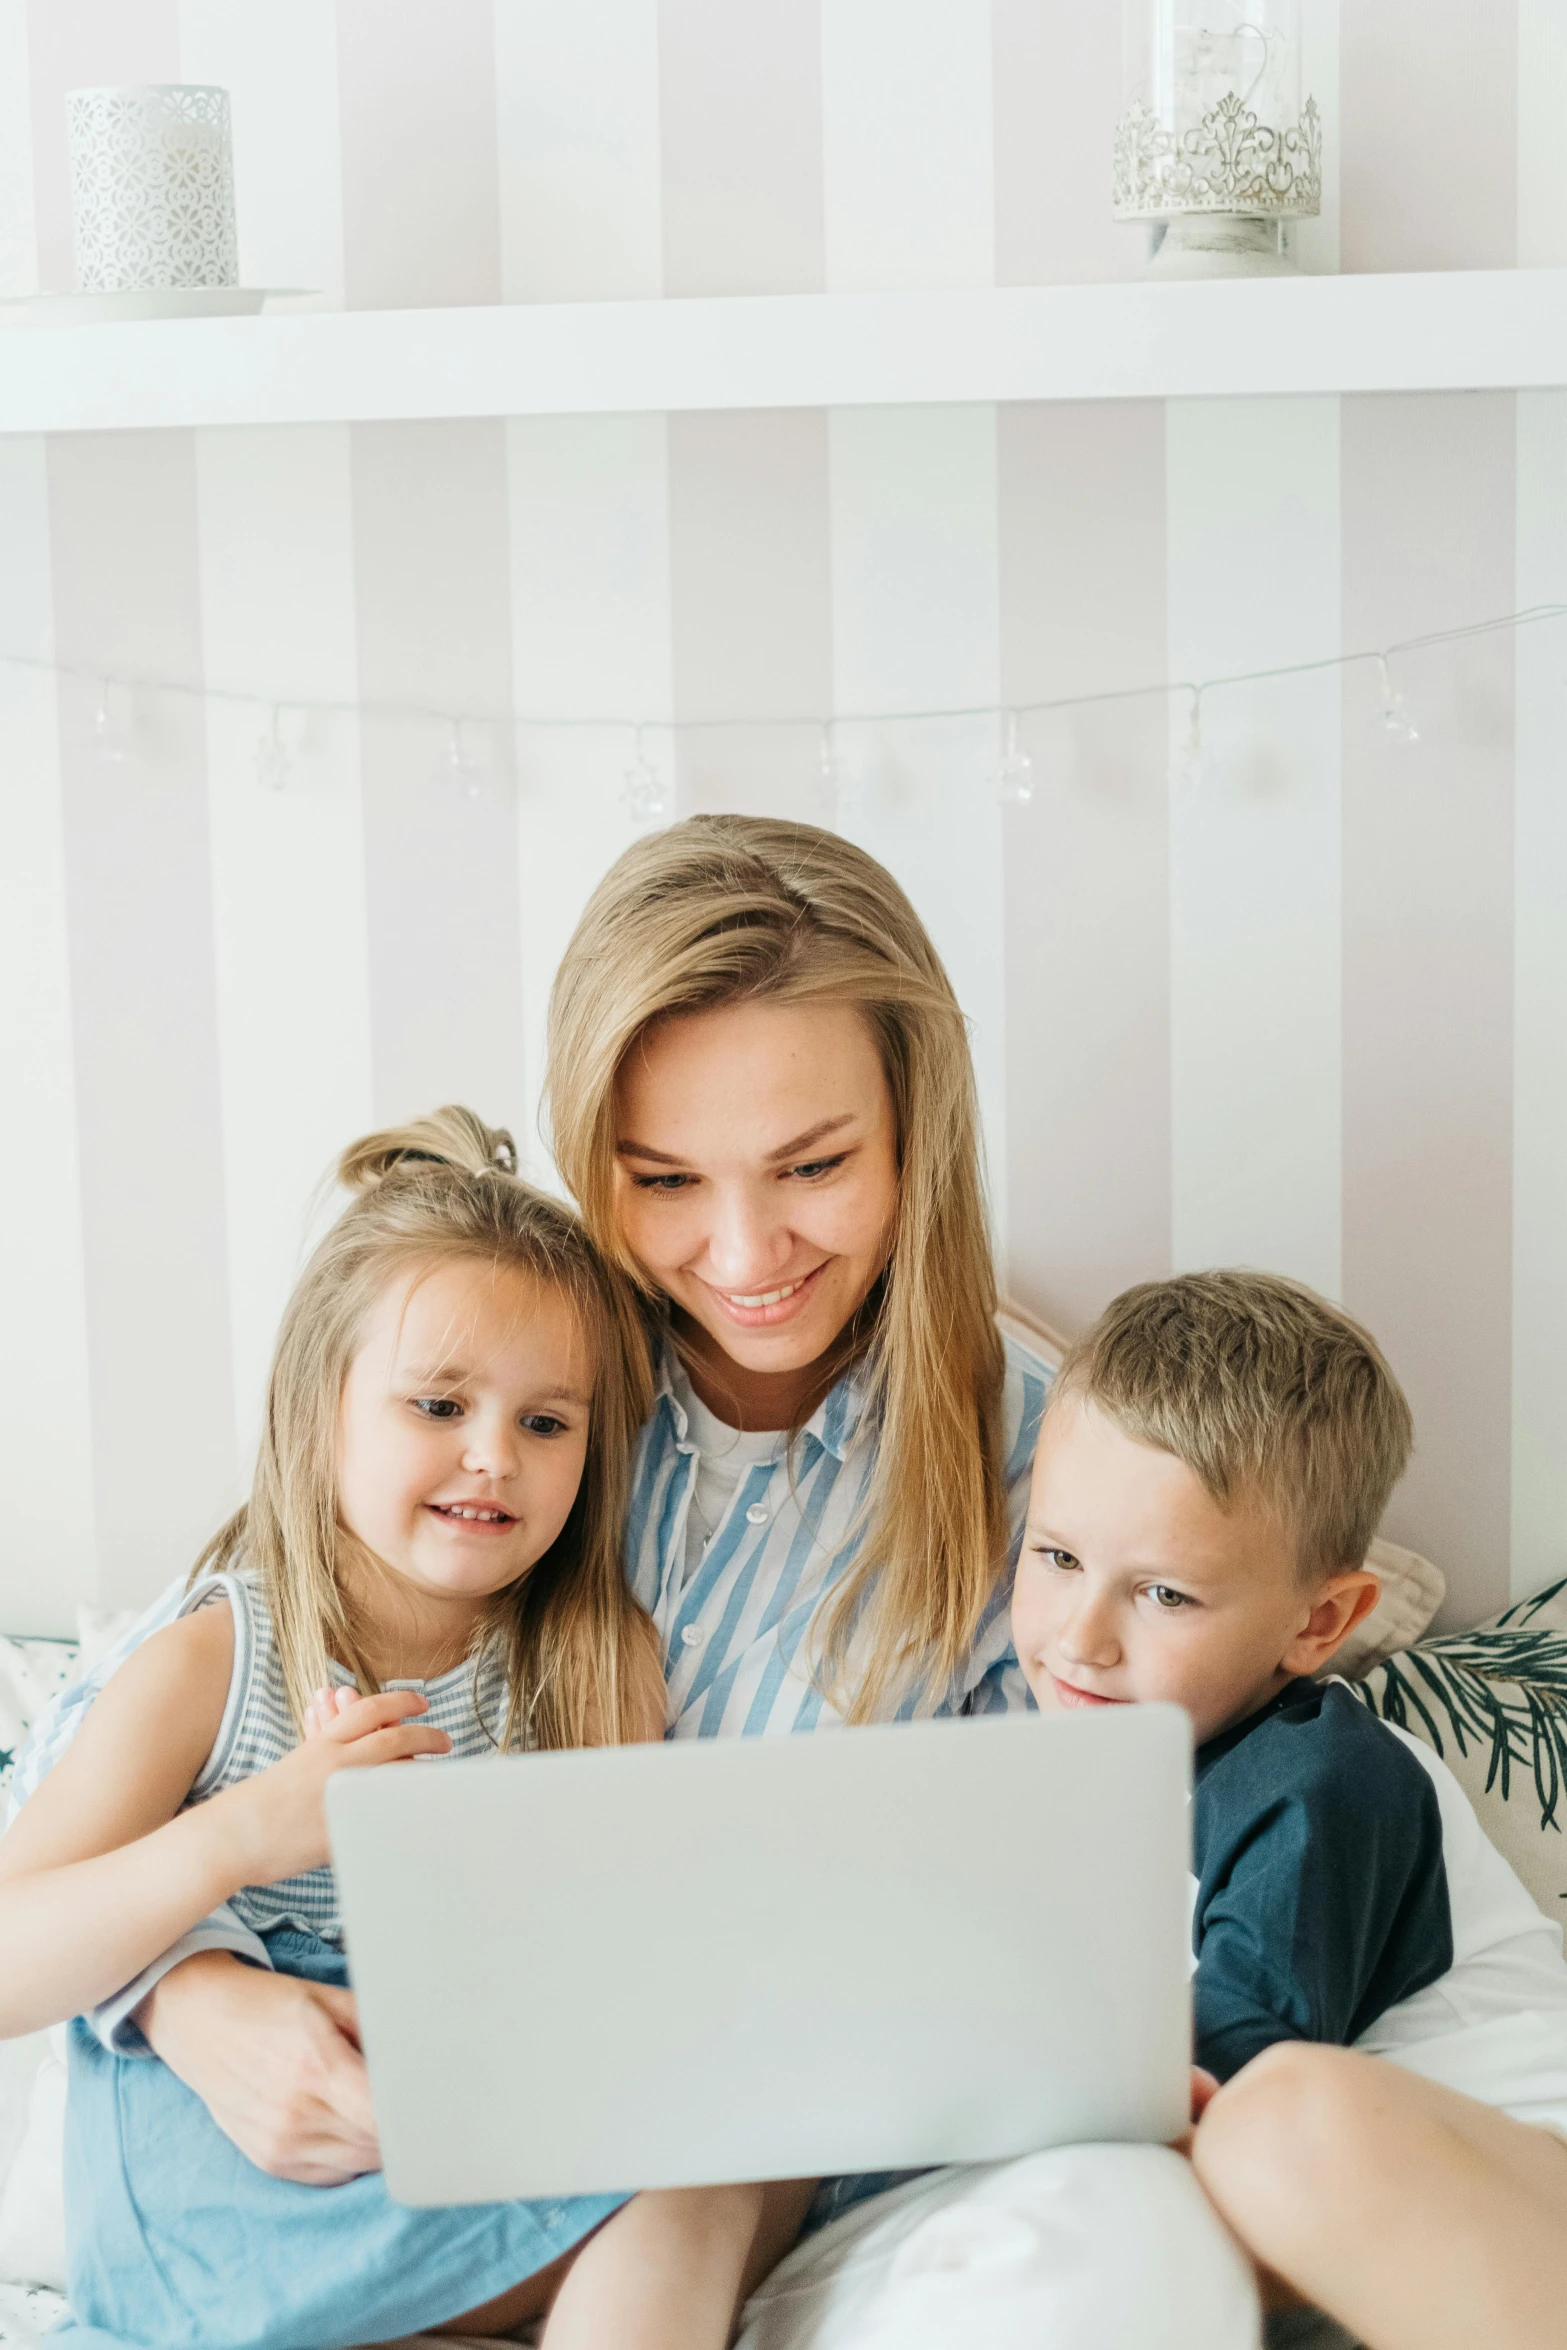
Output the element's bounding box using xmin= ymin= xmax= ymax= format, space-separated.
xmin=1192 ymin=1679 xmax=1454 ymax=2080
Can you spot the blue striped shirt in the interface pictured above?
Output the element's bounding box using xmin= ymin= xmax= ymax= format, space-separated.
xmin=11 ymin=1331 xmax=1051 ymax=2043
xmin=637 ymin=1337 xmax=1049 ymax=1734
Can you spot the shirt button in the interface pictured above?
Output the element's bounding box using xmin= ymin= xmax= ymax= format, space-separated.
xmin=746 ymin=1502 xmax=770 ymax=1525
xmin=680 ymin=1624 xmax=705 ymax=1648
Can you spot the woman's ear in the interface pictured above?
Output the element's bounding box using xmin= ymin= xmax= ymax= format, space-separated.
xmin=1280 ymin=1568 xmax=1382 ymax=1679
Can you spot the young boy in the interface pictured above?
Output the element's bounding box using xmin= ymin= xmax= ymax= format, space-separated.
xmin=738 ymin=1271 xmax=1567 ymax=2350
xmin=1012 ymin=1269 xmax=1567 ymax=2095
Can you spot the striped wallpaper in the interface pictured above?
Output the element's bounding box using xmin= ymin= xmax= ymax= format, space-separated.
xmin=2 ymin=2 xmax=1565 ymax=1637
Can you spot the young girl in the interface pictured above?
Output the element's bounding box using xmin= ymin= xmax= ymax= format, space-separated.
xmin=0 ymin=1107 xmax=800 ymax=2349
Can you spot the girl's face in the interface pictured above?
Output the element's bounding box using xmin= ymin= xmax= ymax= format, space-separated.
xmin=613 ymin=998 xmax=899 ymax=1420
xmin=335 ymin=1257 xmax=593 ymax=1617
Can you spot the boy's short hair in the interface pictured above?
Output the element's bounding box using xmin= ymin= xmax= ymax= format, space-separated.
xmin=1051 ymin=1270 xmax=1413 ymax=1583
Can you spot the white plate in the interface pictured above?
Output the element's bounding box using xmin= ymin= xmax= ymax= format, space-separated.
xmin=0 ymin=288 xmax=312 ymax=326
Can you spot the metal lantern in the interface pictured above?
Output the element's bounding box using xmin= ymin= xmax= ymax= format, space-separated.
xmin=67 ymin=85 xmax=238 ymax=293
xmin=1114 ymin=2 xmax=1320 ymax=277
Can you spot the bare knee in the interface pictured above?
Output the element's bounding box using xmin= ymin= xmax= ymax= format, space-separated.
xmin=1195 ymin=2043 xmax=1388 ymax=2251
xmin=637 ymin=2180 xmax=767 ymax=2252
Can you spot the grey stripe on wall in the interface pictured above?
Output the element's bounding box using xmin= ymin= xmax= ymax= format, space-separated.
xmin=990 ymin=0 xmax=1139 ymax=289
xmin=1341 ymin=0 xmax=1517 ymax=273
xmin=351 ymin=420 xmax=524 ymax=1129
xmin=667 ymin=408 xmax=834 ymax=822
xmin=999 ymin=401 xmax=1171 ymax=1332
xmin=658 ymin=0 xmax=826 ymax=296
xmin=1341 ymin=393 xmax=1518 ymax=1624
xmin=48 ymin=431 xmax=238 ymax=1607
xmin=336 ymin=0 xmax=502 ymax=310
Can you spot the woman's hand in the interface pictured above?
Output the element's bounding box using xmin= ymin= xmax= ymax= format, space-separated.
xmin=136 ymin=1949 xmax=381 ymax=2184
xmin=217 ymin=1688 xmax=451 ymax=1890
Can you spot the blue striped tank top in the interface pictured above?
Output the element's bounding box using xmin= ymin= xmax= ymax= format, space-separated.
xmin=180 ymin=1568 xmax=510 ymax=1946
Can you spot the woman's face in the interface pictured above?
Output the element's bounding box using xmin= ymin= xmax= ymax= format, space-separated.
xmin=614 ymin=999 xmax=899 ymax=1419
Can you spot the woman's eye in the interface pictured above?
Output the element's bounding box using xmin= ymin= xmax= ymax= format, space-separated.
xmin=785 ymin=1154 xmax=847 ymax=1182
xmin=412 ymin=1397 xmax=462 ymax=1420
xmin=521 ymin=1414 xmax=567 ymax=1438
xmin=632 ymin=1172 xmax=694 ymax=1193
xmin=1148 ymin=1584 xmax=1194 ymax=1611
xmin=1034 ymin=1547 xmax=1079 ymax=1572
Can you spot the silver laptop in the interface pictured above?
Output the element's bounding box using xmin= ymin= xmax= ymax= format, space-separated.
xmin=328 ymin=1704 xmax=1192 ymax=2206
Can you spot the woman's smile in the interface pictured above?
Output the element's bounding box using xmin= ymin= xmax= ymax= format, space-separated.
xmin=700 ymin=1261 xmax=829 ymax=1328
xmin=614 ymin=997 xmax=899 ymax=1426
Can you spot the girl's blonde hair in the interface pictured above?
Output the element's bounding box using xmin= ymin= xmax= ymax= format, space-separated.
xmin=192 ymin=1106 xmax=657 ymax=1751
xmin=545 ymin=815 xmax=1005 ymax=1722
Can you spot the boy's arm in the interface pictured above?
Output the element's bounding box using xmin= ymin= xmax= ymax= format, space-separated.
xmin=1193 ymin=1694 xmax=1453 ymax=2081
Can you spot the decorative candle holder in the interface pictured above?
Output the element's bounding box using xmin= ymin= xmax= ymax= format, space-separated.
xmin=1114 ymin=2 xmax=1320 ymax=278
xmin=67 ymin=85 xmax=238 ymax=292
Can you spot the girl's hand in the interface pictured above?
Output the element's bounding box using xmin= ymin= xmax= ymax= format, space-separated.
xmin=302 ymin=1684 xmax=360 ymax=1740
xmin=221 ymin=1689 xmax=451 ymax=1889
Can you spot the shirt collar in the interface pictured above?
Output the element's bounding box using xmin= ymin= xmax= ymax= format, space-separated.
xmin=654 ymin=1345 xmax=873 ymax=1464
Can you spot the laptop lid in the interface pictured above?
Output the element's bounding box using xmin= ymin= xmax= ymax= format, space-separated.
xmin=328 ymin=1704 xmax=1192 ymax=2205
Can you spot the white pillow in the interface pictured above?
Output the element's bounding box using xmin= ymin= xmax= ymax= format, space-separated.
xmin=72 ymin=1606 xmax=140 ymax=1679
xmin=0 ymin=1641 xmax=78 ymax=1809
xmin=0 ymin=2032 xmax=65 ymax=2292
xmin=1333 ymin=1537 xmax=1447 ymax=1681
xmin=0 ymin=2280 xmax=70 ymax=2346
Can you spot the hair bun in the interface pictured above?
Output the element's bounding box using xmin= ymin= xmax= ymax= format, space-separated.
xmin=336 ymin=1105 xmax=519 ymax=1194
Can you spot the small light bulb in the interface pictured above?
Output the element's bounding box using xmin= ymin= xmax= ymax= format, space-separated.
xmin=1178 ymin=691 xmax=1207 ymax=787
xmin=1376 ymin=656 xmax=1420 ymax=744
xmin=441 ymin=719 xmax=483 ymax=799
xmin=254 ymin=705 xmax=294 ymax=792
xmin=992 ymin=710 xmax=1034 ymax=806
xmin=815 ymin=724 xmax=840 ymax=824
xmin=622 ymin=727 xmax=669 ymax=824
xmin=92 ymin=682 xmax=127 ymax=767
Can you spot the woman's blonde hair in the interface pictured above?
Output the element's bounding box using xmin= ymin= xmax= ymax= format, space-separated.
xmin=545 ymin=815 xmax=1005 ymax=1722
xmin=192 ymin=1106 xmax=657 ymax=1750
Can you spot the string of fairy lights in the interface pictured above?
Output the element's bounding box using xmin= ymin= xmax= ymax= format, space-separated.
xmin=2 ymin=601 xmax=1559 ymax=826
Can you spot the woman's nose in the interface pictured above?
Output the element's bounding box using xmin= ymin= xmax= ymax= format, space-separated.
xmin=701 ymin=1188 xmax=792 ymax=1289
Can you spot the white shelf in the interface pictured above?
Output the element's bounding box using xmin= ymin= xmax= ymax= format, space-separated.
xmin=3 ymin=270 xmax=1566 ymax=434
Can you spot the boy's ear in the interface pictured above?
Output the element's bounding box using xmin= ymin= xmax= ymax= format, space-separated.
xmin=1279 ymin=1568 xmax=1382 ymax=1679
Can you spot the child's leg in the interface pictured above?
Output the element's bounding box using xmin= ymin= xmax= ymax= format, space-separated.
xmin=425 ymin=2236 xmax=586 ymax=2336
xmin=1193 ymin=2040 xmax=1567 ymax=2350
xmin=541 ymin=2180 xmax=818 ymax=2350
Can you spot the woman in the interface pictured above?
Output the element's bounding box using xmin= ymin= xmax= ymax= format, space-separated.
xmin=15 ymin=819 xmax=1051 ymax=2324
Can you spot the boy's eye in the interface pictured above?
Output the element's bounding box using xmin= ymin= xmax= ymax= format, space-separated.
xmin=412 ymin=1396 xmax=462 ymax=1420
xmin=1147 ymin=1584 xmax=1194 ymax=1611
xmin=521 ymin=1414 xmax=568 ymax=1438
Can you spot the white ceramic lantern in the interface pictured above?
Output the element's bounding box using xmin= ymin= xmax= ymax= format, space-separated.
xmin=1114 ymin=2 xmax=1320 ymax=277
xmin=67 ymin=85 xmax=238 ymax=293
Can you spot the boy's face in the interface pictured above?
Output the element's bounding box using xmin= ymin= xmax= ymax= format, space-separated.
xmin=1012 ymin=1393 xmax=1380 ymax=1745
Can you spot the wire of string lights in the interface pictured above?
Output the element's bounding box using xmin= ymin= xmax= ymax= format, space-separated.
xmin=3 ymin=601 xmax=1559 ymax=807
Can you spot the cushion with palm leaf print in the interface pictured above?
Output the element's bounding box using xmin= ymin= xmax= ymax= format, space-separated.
xmin=1350 ymin=1577 xmax=1567 ymax=1925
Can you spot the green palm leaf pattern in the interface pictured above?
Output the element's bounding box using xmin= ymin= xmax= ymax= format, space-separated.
xmin=1351 ymin=1578 xmax=1567 ymax=1848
